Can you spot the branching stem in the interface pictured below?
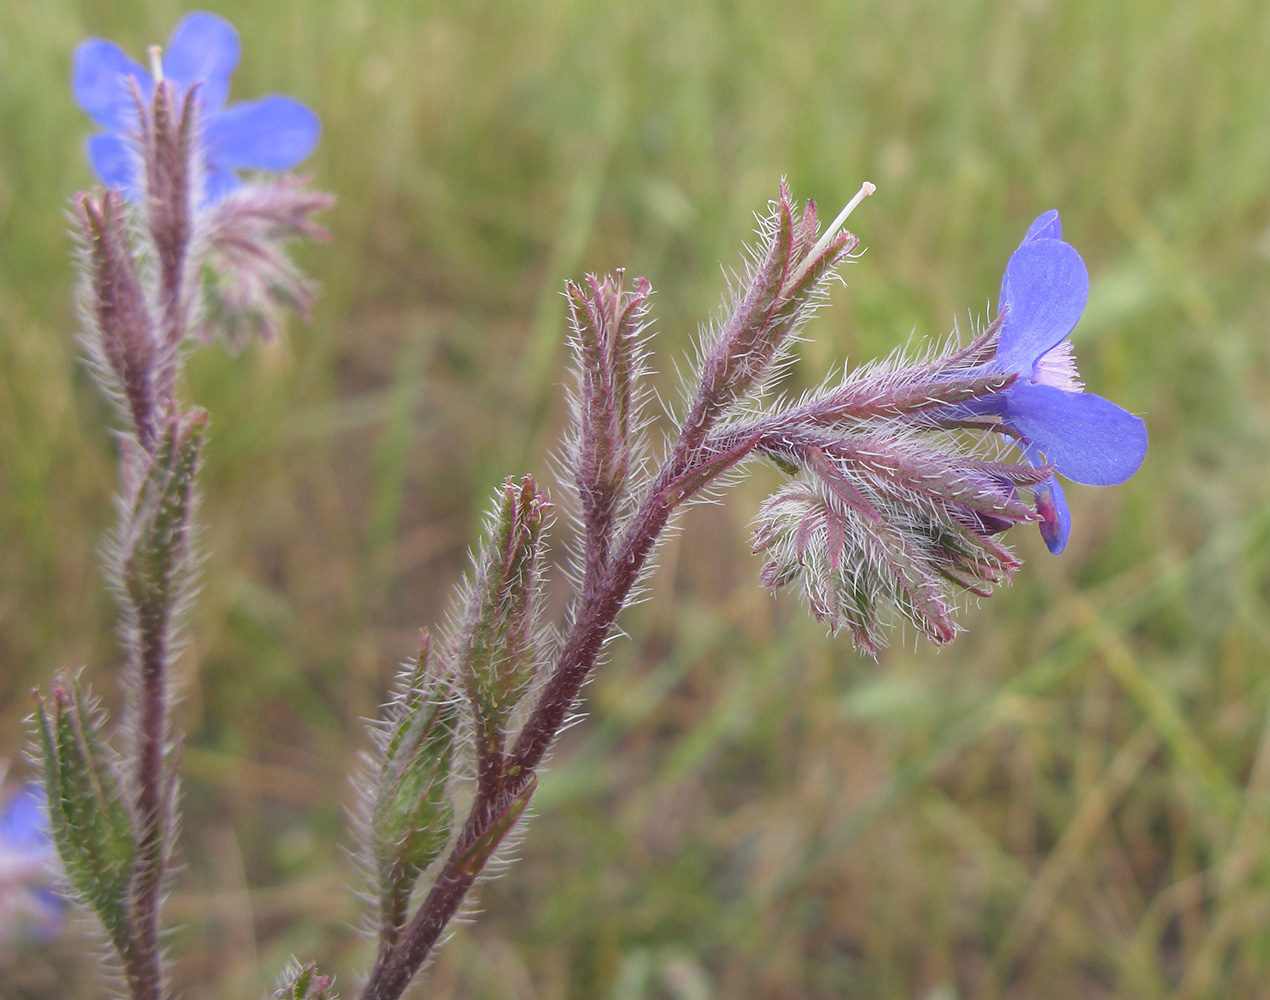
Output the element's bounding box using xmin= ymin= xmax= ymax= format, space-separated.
xmin=360 ymin=387 xmax=761 ymax=1000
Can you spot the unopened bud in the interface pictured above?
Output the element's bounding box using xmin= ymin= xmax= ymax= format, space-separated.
xmin=143 ymin=79 xmax=194 ymax=293
xmin=272 ymin=960 xmax=335 ymax=1000
xmin=122 ymin=409 xmax=206 ymax=621
xmin=456 ymin=477 xmax=551 ymax=781
xmin=373 ymin=636 xmax=458 ymax=939
xmin=77 ymin=189 xmax=157 ymax=448
xmin=34 ymin=672 xmax=135 ymax=955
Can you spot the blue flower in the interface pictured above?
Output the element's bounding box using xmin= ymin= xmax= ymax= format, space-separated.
xmin=73 ymin=12 xmax=320 ymax=203
xmin=971 ymin=212 xmax=1148 ymax=554
xmin=0 ymin=783 xmax=62 ymax=945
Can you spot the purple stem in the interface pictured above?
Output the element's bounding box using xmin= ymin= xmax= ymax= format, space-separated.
xmin=123 ymin=610 xmax=168 ymax=1000
xmin=360 ymin=208 xmax=862 ymax=999
xmin=111 ymin=80 xmax=195 ymax=1000
xmin=360 ymin=439 xmax=719 ymax=999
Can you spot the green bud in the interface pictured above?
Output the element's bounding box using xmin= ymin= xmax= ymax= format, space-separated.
xmin=123 ymin=409 xmax=206 ymax=621
xmin=373 ymin=633 xmax=458 ymax=936
xmin=273 ymin=960 xmax=336 ymax=1000
xmin=457 ymin=478 xmax=551 ymax=764
xmin=35 ymin=671 xmax=136 ymax=955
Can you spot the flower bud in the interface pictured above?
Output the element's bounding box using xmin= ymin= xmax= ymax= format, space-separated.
xmin=142 ymin=79 xmax=194 ymax=298
xmin=272 ymin=960 xmax=335 ymax=1000
xmin=34 ymin=672 xmax=135 ymax=955
xmin=455 ymin=478 xmax=551 ymax=787
xmin=122 ymin=409 xmax=206 ymax=622
xmin=566 ymin=271 xmax=651 ymax=550
xmin=372 ymin=633 xmax=458 ymax=941
xmin=752 ymin=432 xmax=1043 ymax=655
xmin=77 ymin=189 xmax=157 ymax=448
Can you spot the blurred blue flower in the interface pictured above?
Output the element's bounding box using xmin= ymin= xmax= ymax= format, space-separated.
xmin=73 ymin=11 xmax=320 ymax=203
xmin=964 ymin=212 xmax=1147 ymax=554
xmin=0 ymin=783 xmax=62 ymax=948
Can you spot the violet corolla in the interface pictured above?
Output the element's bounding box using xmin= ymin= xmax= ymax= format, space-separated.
xmin=73 ymin=11 xmax=319 ymax=203
xmin=970 ymin=211 xmax=1147 ymax=554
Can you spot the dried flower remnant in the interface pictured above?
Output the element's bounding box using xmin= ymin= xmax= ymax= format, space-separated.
xmin=737 ymin=328 xmax=1042 ymax=650
xmin=197 ymin=177 xmax=334 ymax=347
xmin=952 ymin=212 xmax=1148 ymax=552
xmin=750 ymin=430 xmax=1049 ymax=653
xmin=73 ymin=11 xmax=320 ymax=202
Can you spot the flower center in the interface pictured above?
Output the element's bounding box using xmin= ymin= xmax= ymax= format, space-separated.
xmin=1032 ymin=338 xmax=1083 ymax=392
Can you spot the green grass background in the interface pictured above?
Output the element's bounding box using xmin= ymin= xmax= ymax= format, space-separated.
xmin=2 ymin=0 xmax=1269 ymax=996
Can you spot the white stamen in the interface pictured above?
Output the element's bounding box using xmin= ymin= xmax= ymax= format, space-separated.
xmin=1033 ymin=338 xmax=1084 ymax=392
xmin=788 ymin=181 xmax=876 ymax=291
xmin=149 ymin=45 xmax=164 ymax=83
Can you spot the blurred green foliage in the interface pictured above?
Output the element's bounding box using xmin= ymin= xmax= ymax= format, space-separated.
xmin=2 ymin=0 xmax=1269 ymax=996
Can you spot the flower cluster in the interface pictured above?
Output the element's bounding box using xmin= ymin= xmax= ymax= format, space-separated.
xmin=738 ymin=204 xmax=1147 ymax=648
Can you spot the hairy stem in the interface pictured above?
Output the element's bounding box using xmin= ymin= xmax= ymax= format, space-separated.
xmin=360 ymin=194 xmax=863 ymax=999
xmin=360 ymin=431 xmax=756 ymax=999
xmin=123 ymin=609 xmax=168 ymax=1000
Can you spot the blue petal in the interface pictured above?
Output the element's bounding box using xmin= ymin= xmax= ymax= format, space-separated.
xmin=1034 ymin=475 xmax=1071 ymax=554
xmin=996 ymin=239 xmax=1089 ymax=375
xmin=87 ymin=132 xmax=141 ymax=196
xmin=73 ymin=39 xmax=151 ymax=131
xmin=204 ymin=96 xmax=320 ymax=171
xmin=202 ymin=167 xmax=242 ymax=204
xmin=1004 ymin=382 xmax=1148 ymax=486
xmin=1022 ymin=210 xmax=1061 ymax=245
xmin=163 ymin=12 xmax=240 ymax=114
xmin=0 ymin=786 xmax=50 ymax=851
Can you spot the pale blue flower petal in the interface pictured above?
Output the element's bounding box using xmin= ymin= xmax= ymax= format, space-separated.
xmin=74 ymin=15 xmax=321 ymax=203
xmin=72 ymin=39 xmax=151 ymax=131
xmin=162 ymin=12 xmax=240 ymax=114
xmin=1004 ymin=382 xmax=1148 ymax=487
xmin=204 ymin=96 xmax=320 ymax=171
xmin=0 ymin=786 xmax=50 ymax=850
xmin=203 ymin=167 xmax=242 ymax=203
xmin=0 ymin=784 xmax=63 ymax=941
xmin=86 ymin=133 xmax=140 ymax=196
xmin=0 ymin=787 xmax=43 ymax=843
xmin=996 ymin=239 xmax=1089 ymax=375
xmin=1021 ymin=209 xmax=1061 ymax=245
